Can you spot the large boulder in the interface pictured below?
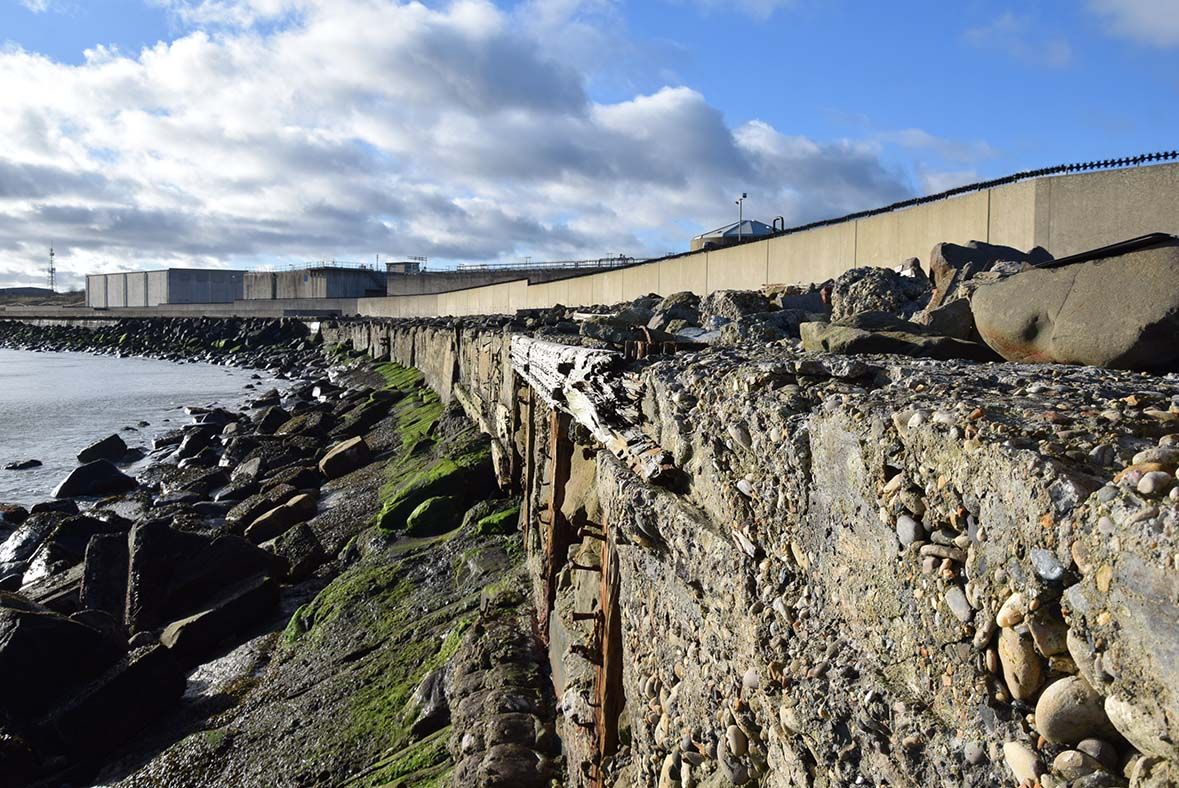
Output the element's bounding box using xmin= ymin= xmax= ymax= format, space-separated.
xmin=699 ymin=290 xmax=772 ymax=322
xmin=647 ymin=292 xmax=701 ymax=332
xmin=972 ymin=235 xmax=1179 ymax=370
xmin=319 ymin=436 xmax=371 ymax=480
xmin=0 ymin=595 xmax=123 ymax=720
xmin=264 ymin=522 xmax=327 ymax=582
xmin=244 ymin=492 xmax=318 ymax=544
xmin=52 ymin=460 xmax=138 ymax=498
xmin=40 ymin=644 xmax=186 ymax=757
xmin=800 ymin=311 xmax=1001 ymax=362
xmin=830 ymin=267 xmax=930 ymax=321
xmin=76 ymin=434 xmax=127 ymax=464
xmin=80 ymin=533 xmax=130 ymax=624
xmin=928 ymin=240 xmax=1051 ymax=308
xmin=159 ymin=574 xmax=279 ymax=666
xmin=226 ymin=483 xmax=299 ymax=530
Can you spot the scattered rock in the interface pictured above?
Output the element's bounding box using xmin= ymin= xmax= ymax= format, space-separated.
xmin=77 ymin=434 xmax=129 ymax=464
xmin=52 ymin=460 xmax=138 ymax=498
xmin=318 ymin=436 xmax=371 ymax=480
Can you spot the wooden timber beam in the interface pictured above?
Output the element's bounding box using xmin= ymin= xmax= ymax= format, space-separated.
xmin=509 ymin=335 xmax=675 ymax=485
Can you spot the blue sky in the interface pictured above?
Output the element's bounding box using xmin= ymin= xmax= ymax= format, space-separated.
xmin=0 ymin=0 xmax=1175 ymax=287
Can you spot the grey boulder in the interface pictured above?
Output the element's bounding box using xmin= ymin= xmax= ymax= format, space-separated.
xmin=800 ymin=311 xmax=1000 ymax=362
xmin=973 ymin=234 xmax=1179 ymax=371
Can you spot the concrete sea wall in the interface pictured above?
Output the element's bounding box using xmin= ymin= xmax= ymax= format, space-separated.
xmin=326 ymin=315 xmax=1179 ymax=787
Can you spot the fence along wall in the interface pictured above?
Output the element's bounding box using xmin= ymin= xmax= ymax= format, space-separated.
xmin=355 ymin=162 xmax=1179 ymax=318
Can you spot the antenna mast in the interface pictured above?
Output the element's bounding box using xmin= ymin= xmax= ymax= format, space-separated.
xmin=47 ymin=246 xmax=56 ymax=293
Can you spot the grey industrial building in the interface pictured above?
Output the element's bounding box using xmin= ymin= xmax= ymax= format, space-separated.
xmin=85 ymin=269 xmax=245 ymax=308
xmin=243 ymin=266 xmax=387 ymax=300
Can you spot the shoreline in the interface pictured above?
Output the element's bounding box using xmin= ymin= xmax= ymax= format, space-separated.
xmin=0 ymin=316 xmax=543 ymax=787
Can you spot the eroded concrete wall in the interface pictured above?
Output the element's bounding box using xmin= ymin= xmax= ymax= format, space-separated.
xmin=327 ymin=316 xmax=1179 ymax=788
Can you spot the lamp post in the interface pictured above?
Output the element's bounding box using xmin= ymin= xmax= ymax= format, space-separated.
xmin=736 ymin=193 xmax=747 ymax=243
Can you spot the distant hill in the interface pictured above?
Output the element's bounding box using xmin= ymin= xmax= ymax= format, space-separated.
xmin=0 ymin=287 xmax=55 ymax=296
xmin=0 ymin=288 xmax=85 ymax=306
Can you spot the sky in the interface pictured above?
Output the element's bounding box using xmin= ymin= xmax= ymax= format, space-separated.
xmin=0 ymin=0 xmax=1176 ymax=289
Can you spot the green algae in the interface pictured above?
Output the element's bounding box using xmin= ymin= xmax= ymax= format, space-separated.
xmin=476 ymin=503 xmax=520 ymax=536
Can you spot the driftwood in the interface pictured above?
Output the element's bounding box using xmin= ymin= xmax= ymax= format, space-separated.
xmin=510 ymin=335 xmax=674 ymax=483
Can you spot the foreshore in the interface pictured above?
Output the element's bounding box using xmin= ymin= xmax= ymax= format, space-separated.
xmin=0 ymin=317 xmax=543 ymax=787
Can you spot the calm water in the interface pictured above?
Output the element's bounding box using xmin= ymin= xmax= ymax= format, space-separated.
xmin=0 ymin=349 xmax=271 ymax=506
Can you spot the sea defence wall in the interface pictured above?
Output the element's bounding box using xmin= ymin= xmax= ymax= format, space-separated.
xmin=351 ymin=161 xmax=1179 ymax=318
xmin=74 ymin=160 xmax=1179 ymax=320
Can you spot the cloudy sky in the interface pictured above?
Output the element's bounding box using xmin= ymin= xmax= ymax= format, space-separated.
xmin=0 ymin=0 xmax=1176 ymax=289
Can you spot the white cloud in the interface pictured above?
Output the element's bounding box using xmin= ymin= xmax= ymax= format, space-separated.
xmin=19 ymin=0 xmax=57 ymax=12
xmin=0 ymin=0 xmax=925 ymax=288
xmin=876 ymin=129 xmax=997 ymax=165
xmin=677 ymin=0 xmax=795 ymax=19
xmin=1089 ymin=0 xmax=1179 ymax=47
xmin=918 ymin=168 xmax=979 ymax=195
xmin=964 ymin=12 xmax=1073 ymax=68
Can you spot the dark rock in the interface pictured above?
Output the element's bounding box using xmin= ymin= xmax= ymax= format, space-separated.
xmin=159 ymin=574 xmax=279 ymax=666
xmin=0 ymin=513 xmax=61 ymax=565
xmin=265 ymin=522 xmax=326 ymax=582
xmin=30 ymin=499 xmax=78 ymax=516
xmin=231 ymin=456 xmax=264 ymax=484
xmin=244 ymin=492 xmax=318 ymax=544
xmin=125 ymin=521 xmax=213 ymax=633
xmin=52 ymin=460 xmax=138 ymax=498
xmin=77 ymin=434 xmax=128 ymax=464
xmin=151 ymin=429 xmax=185 ymax=450
xmin=21 ymin=562 xmax=85 ymax=614
xmin=175 ymin=426 xmax=217 ymax=460
xmin=3 ymin=460 xmax=41 ymax=471
xmin=800 ymin=311 xmax=1001 ymax=362
xmin=254 ymin=405 xmax=291 ymax=435
xmin=226 ymin=484 xmax=299 ymax=530
xmin=80 ymin=533 xmax=130 ymax=624
xmin=973 ymin=235 xmax=1179 ymax=370
xmin=175 ymin=468 xmax=229 ymax=495
xmin=319 ymin=437 xmax=371 ymax=480
xmin=0 ymin=595 xmax=123 ymax=720
xmin=260 ymin=464 xmax=322 ymax=493
xmin=0 ymin=504 xmax=28 ymax=528
xmin=40 ymin=644 xmax=185 ymax=757
xmin=163 ymin=535 xmax=287 ymax=618
xmin=22 ymin=515 xmax=123 ymax=584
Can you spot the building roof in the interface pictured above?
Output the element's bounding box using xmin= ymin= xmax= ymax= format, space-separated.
xmin=693 ymin=219 xmax=775 ymax=241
